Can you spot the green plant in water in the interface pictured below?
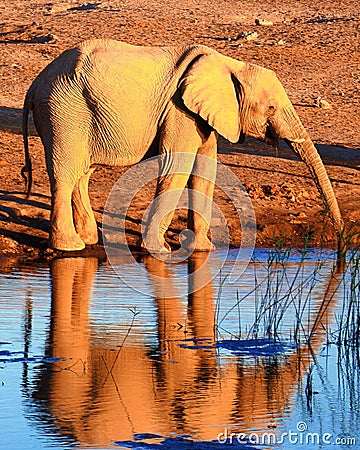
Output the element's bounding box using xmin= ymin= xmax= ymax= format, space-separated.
xmin=336 ymin=249 xmax=360 ymax=349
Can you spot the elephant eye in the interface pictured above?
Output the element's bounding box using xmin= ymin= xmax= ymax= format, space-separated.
xmin=269 ymin=105 xmax=275 ymax=112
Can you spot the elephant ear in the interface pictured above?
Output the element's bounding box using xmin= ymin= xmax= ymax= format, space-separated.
xmin=180 ymin=54 xmax=242 ymax=143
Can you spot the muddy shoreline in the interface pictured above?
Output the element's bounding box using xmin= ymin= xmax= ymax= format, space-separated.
xmin=0 ymin=0 xmax=359 ymax=259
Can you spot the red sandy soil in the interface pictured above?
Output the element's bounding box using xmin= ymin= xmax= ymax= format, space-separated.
xmin=0 ymin=0 xmax=359 ymax=259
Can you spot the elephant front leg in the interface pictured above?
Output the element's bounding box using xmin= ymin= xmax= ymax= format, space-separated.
xmin=187 ymin=181 xmax=216 ymax=251
xmin=142 ymin=151 xmax=197 ymax=253
xmin=50 ymin=184 xmax=86 ymax=251
xmin=187 ymin=136 xmax=217 ymax=251
xmin=72 ymin=168 xmax=99 ymax=245
xmin=142 ymin=107 xmax=213 ymax=254
xmin=142 ymin=171 xmax=193 ymax=253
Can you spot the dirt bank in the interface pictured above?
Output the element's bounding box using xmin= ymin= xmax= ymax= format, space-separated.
xmin=0 ymin=0 xmax=359 ymax=259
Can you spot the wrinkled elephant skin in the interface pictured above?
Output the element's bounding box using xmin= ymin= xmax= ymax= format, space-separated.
xmin=22 ymin=39 xmax=343 ymax=252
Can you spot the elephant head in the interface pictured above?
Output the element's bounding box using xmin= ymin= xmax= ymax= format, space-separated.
xmin=180 ymin=53 xmax=344 ymax=246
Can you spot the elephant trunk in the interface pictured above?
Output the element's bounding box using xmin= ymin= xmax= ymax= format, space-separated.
xmin=285 ymin=135 xmax=345 ymax=260
xmin=286 ymin=136 xmax=343 ymax=232
xmin=275 ymin=105 xmax=344 ymax=257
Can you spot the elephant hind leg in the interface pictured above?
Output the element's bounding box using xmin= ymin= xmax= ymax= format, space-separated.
xmin=72 ymin=168 xmax=98 ymax=245
xmin=49 ymin=181 xmax=86 ymax=251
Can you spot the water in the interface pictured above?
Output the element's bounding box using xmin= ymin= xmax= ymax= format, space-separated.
xmin=0 ymin=249 xmax=359 ymax=449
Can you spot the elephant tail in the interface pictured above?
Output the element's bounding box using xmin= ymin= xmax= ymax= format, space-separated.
xmin=21 ymin=89 xmax=33 ymax=199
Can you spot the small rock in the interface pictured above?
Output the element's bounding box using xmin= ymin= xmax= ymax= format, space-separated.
xmin=236 ymin=31 xmax=259 ymax=42
xmin=245 ymin=31 xmax=258 ymax=41
xmin=245 ymin=183 xmax=265 ymax=199
xmin=262 ymin=185 xmax=281 ymax=197
xmin=300 ymin=189 xmax=310 ymax=199
xmin=255 ymin=18 xmax=273 ymax=26
xmin=48 ymin=3 xmax=72 ymax=14
xmin=47 ymin=34 xmax=59 ymax=44
xmin=269 ymin=185 xmax=280 ymax=196
xmin=276 ymin=39 xmax=285 ymax=45
xmin=43 ymin=247 xmax=55 ymax=257
xmin=24 ymin=246 xmax=41 ymax=257
xmin=0 ymin=236 xmax=19 ymax=251
xmin=314 ymin=97 xmax=332 ymax=109
xmin=8 ymin=207 xmax=26 ymax=218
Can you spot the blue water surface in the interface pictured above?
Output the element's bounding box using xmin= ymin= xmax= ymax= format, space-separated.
xmin=0 ymin=249 xmax=358 ymax=449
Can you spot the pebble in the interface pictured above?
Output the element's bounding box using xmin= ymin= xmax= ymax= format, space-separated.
xmin=246 ymin=31 xmax=258 ymax=41
xmin=7 ymin=207 xmax=26 ymax=218
xmin=255 ymin=18 xmax=274 ymax=26
xmin=47 ymin=34 xmax=59 ymax=44
xmin=237 ymin=31 xmax=258 ymax=41
xmin=314 ymin=97 xmax=332 ymax=109
xmin=0 ymin=236 xmax=19 ymax=251
xmin=48 ymin=3 xmax=72 ymax=14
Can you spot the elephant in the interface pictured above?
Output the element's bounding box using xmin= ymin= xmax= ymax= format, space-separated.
xmin=21 ymin=38 xmax=343 ymax=252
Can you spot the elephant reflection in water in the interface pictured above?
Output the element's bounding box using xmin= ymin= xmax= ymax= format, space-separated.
xmin=32 ymin=256 xmax=342 ymax=446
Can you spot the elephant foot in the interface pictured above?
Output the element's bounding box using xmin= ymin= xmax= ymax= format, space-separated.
xmin=49 ymin=232 xmax=86 ymax=251
xmin=74 ymin=218 xmax=99 ymax=245
xmin=181 ymin=231 xmax=215 ymax=252
xmin=140 ymin=236 xmax=171 ymax=254
xmin=194 ymin=242 xmax=216 ymax=252
xmin=78 ymin=229 xmax=99 ymax=246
